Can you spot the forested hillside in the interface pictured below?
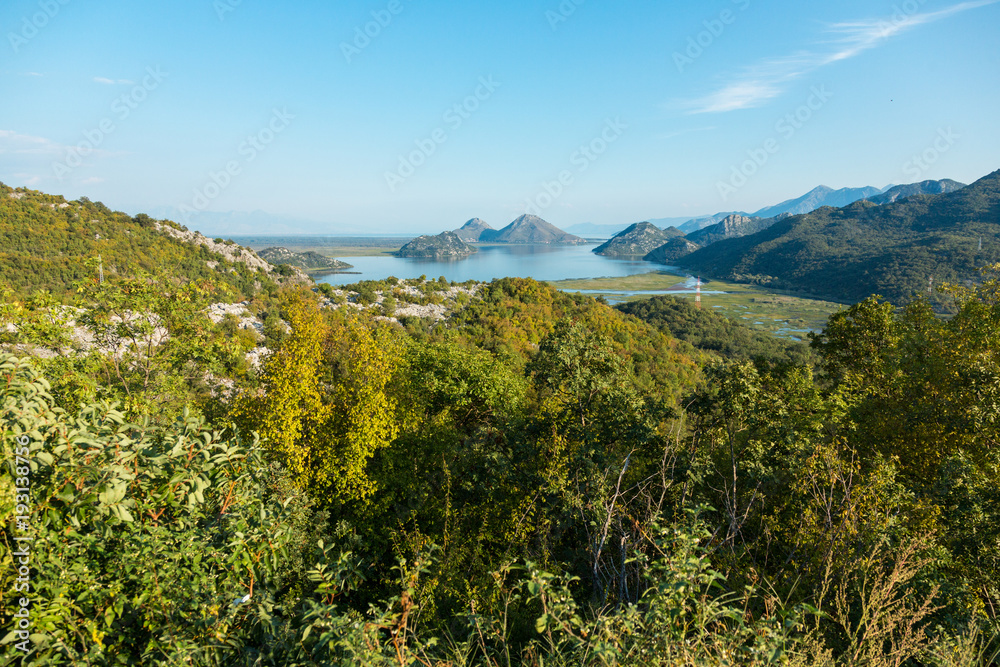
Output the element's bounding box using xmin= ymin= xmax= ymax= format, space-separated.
xmin=679 ymin=170 xmax=1000 ymax=307
xmin=2 ymin=186 xmax=999 ymax=665
xmin=3 ymin=265 xmax=1000 ymax=663
xmin=0 ymin=183 xmax=287 ymax=300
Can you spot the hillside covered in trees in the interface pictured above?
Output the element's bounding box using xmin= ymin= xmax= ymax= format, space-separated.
xmin=0 ymin=183 xmax=294 ymax=300
xmin=678 ymin=170 xmax=1000 ymax=307
xmin=1 ymin=187 xmax=1000 ymax=665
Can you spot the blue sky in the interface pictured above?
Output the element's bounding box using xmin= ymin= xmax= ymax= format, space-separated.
xmin=2 ymin=0 xmax=998 ymax=234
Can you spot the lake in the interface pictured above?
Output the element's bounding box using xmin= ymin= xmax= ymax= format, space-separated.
xmin=314 ymin=244 xmax=672 ymax=286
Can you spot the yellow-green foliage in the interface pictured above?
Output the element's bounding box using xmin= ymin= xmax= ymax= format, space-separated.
xmin=321 ymin=310 xmax=404 ymax=501
xmin=232 ymin=293 xmax=330 ymax=491
xmin=232 ymin=293 xmax=403 ymax=503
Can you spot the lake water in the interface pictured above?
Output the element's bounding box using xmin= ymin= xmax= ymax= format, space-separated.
xmin=315 ymin=244 xmax=673 ymax=286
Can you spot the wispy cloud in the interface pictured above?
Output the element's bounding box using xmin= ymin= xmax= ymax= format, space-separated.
xmin=0 ymin=129 xmax=118 ymax=160
xmin=682 ymin=0 xmax=1000 ymax=114
xmin=22 ymin=71 xmax=43 ymax=77
xmin=0 ymin=130 xmax=65 ymax=156
xmin=93 ymin=76 xmax=135 ymax=85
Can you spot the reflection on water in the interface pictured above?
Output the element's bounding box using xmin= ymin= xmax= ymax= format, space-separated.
xmin=316 ymin=244 xmax=668 ymax=286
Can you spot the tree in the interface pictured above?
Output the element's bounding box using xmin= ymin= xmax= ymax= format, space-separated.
xmin=232 ymin=295 xmax=404 ymax=504
xmin=231 ymin=292 xmax=330 ymax=493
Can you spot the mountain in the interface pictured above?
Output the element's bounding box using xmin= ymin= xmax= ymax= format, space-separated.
xmin=491 ymin=215 xmax=586 ymax=244
xmin=677 ymin=212 xmax=749 ymax=234
xmin=453 ymin=218 xmax=498 ymax=242
xmin=257 ymin=247 xmax=353 ymax=273
xmin=677 ymin=169 xmax=1000 ymax=306
xmin=393 ymin=231 xmax=477 ymax=258
xmin=648 ymin=215 xmax=710 ymax=230
xmin=686 ymin=214 xmax=783 ymax=247
xmin=866 ymin=179 xmax=966 ymax=205
xmin=751 ymin=185 xmax=882 ymax=219
xmin=593 ymin=222 xmax=682 ymax=257
xmin=643 ymin=237 xmax=701 ymax=264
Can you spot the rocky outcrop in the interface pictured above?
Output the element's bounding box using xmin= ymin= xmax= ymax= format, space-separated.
xmin=154 ymin=222 xmax=274 ymax=273
xmin=686 ymin=214 xmax=776 ymax=247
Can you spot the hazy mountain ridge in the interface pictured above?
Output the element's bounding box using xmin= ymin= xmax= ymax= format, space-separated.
xmin=751 ymin=185 xmax=884 ymax=219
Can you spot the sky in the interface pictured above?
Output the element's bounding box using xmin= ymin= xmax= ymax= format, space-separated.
xmin=1 ymin=0 xmax=999 ymax=234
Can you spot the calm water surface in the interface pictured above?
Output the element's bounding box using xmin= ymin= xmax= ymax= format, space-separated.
xmin=315 ymin=244 xmax=672 ymax=286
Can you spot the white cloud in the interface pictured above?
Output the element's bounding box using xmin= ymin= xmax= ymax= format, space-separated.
xmin=93 ymin=77 xmax=135 ymax=85
xmin=682 ymin=0 xmax=1000 ymax=114
xmin=0 ymin=130 xmax=64 ymax=156
xmin=0 ymin=129 xmax=120 ymax=165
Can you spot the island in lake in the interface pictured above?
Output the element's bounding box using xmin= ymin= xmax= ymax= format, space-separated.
xmin=394 ymin=231 xmax=477 ymax=258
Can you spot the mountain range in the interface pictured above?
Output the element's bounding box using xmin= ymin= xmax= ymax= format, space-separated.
xmin=676 ymin=170 xmax=999 ymax=306
xmin=866 ymin=179 xmax=966 ymax=205
xmin=572 ymin=180 xmax=967 ymax=239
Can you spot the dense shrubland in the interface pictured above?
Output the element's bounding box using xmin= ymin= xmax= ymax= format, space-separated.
xmin=3 ymin=261 xmax=1000 ymax=664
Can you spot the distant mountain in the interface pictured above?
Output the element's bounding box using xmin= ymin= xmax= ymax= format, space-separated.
xmin=677 ymin=169 xmax=1000 ymax=306
xmin=492 ymin=215 xmax=586 ymax=244
xmin=258 ymin=247 xmax=353 ymax=272
xmin=453 ymin=218 xmax=498 ymax=242
xmin=687 ymin=214 xmax=783 ymax=247
xmin=593 ymin=222 xmax=682 ymax=257
xmin=394 ymin=231 xmax=477 ymax=258
xmin=751 ymin=185 xmax=882 ymax=219
xmin=647 ymin=215 xmax=709 ymax=229
xmin=677 ymin=212 xmax=748 ymax=234
xmin=644 ymin=237 xmax=701 ymax=264
xmin=866 ymin=179 xmax=966 ymax=205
